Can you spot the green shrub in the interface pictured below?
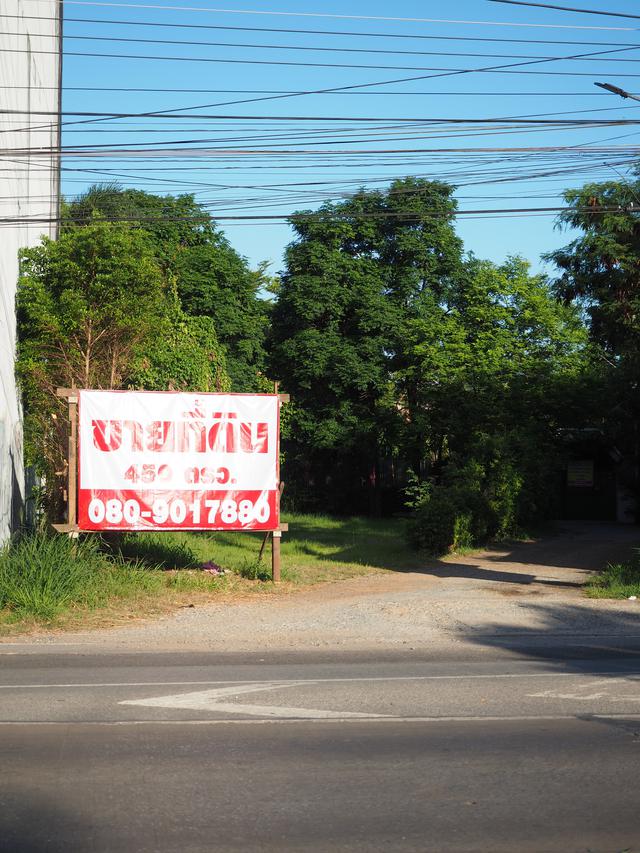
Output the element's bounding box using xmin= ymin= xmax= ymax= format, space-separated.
xmin=452 ymin=512 xmax=474 ymax=551
xmin=406 ymin=479 xmax=483 ymax=554
xmin=406 ymin=432 xmax=552 ymax=555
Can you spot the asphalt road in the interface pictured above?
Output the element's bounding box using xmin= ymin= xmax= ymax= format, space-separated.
xmin=2 ymin=646 xmax=640 ymax=852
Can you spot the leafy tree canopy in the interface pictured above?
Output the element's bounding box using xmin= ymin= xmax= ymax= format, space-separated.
xmin=269 ymin=179 xmax=462 ymax=511
xmin=398 ymin=255 xmax=587 ymax=465
xmin=65 ymin=184 xmax=269 ymax=390
xmin=544 ymin=172 xmax=640 ymax=469
xmin=544 ymin=175 xmax=640 ymax=361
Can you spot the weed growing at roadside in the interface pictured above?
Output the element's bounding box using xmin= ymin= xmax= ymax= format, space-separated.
xmin=586 ymin=552 xmax=640 ymax=599
xmin=0 ymin=515 xmax=409 ymax=631
xmin=237 ymin=556 xmax=272 ymax=582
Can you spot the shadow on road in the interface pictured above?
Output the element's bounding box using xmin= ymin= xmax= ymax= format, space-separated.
xmin=459 ymin=601 xmax=640 ymax=738
xmin=461 ymin=601 xmax=640 ymax=666
xmin=0 ymin=782 xmax=126 ymax=853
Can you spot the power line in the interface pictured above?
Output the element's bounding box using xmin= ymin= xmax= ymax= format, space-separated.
xmin=33 ymin=1 xmax=640 ymax=32
xmin=0 ymin=205 xmax=637 ymax=226
xmin=9 ymin=105 xmax=639 ymax=146
xmin=7 ymin=30 xmax=640 ymax=64
xmin=9 ymin=4 xmax=638 ymax=239
xmin=12 ymin=126 xmax=635 ymax=152
xmin=5 ymin=38 xmax=639 ymax=134
xmin=3 ymin=86 xmax=634 ymax=96
xmin=8 ymin=144 xmax=639 ymax=156
xmin=10 ymin=46 xmax=640 ymax=76
xmin=487 ymin=1 xmax=640 ymax=20
xmin=6 ymin=108 xmax=640 ymax=124
xmin=8 ymin=12 xmax=640 ymax=47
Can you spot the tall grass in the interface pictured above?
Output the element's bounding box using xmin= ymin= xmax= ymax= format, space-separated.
xmin=0 ymin=533 xmax=163 ymax=620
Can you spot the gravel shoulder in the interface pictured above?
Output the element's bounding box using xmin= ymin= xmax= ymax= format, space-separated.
xmin=3 ymin=521 xmax=639 ymax=655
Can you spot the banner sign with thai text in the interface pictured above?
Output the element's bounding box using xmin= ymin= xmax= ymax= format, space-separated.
xmin=77 ymin=390 xmax=279 ymax=531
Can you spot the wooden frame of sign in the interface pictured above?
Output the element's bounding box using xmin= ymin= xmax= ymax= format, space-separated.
xmin=52 ymin=386 xmax=290 ymax=582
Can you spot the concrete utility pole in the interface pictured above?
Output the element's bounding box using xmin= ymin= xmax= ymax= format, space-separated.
xmin=594 ymin=82 xmax=640 ymax=103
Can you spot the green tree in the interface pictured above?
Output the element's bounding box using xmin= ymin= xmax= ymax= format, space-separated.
xmin=399 ymin=256 xmax=587 ymax=464
xmin=544 ymin=177 xmax=640 ymax=360
xmin=17 ymin=221 xmax=229 ymax=516
xmin=544 ymin=175 xmax=640 ymax=513
xmin=18 ymin=223 xmax=167 ymax=393
xmin=270 ymin=178 xmax=465 ymax=512
xmin=65 ymin=185 xmax=269 ymax=390
xmin=271 ymin=176 xmax=588 ymax=528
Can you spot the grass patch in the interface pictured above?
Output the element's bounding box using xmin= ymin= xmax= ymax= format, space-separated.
xmin=586 ymin=552 xmax=640 ymax=599
xmin=128 ymin=513 xmax=418 ymax=584
xmin=0 ymin=514 xmax=420 ymax=633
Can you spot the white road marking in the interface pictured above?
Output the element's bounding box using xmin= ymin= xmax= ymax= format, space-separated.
xmin=2 ymin=714 xmax=640 ymax=727
xmin=3 ymin=672 xmax=639 ymax=690
xmin=120 ymin=680 xmax=388 ymax=719
xmin=528 ymin=677 xmax=640 ymax=701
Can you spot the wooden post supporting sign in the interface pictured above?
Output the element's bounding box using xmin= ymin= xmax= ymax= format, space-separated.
xmin=271 ymin=384 xmax=290 ymax=583
xmin=53 ymin=387 xmax=79 ymax=535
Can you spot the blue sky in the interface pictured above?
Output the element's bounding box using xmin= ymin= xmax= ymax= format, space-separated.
xmin=57 ymin=0 xmax=640 ymax=276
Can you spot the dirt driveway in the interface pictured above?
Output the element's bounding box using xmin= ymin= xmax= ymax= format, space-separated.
xmin=5 ymin=522 xmax=640 ymax=655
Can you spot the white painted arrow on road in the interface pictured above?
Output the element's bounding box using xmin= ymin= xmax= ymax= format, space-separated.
xmin=120 ymin=681 xmax=388 ymax=719
xmin=527 ymin=677 xmax=640 ymax=702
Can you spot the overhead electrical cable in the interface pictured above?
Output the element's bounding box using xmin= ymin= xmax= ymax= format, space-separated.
xmin=8 ymin=143 xmax=638 ymax=157
xmin=0 ymin=204 xmax=637 ymax=227
xmin=26 ymin=125 xmax=639 ymax=148
xmin=487 ymin=1 xmax=640 ymax=20
xmin=7 ymin=39 xmax=638 ymax=134
xmin=7 ymin=108 xmax=640 ymax=123
xmin=9 ymin=12 xmax=640 ymax=47
xmin=9 ymin=47 xmax=640 ymax=77
xmin=7 ymin=30 xmax=640 ymax=63
xmin=11 ymin=12 xmax=640 ymax=47
xmin=2 ymin=86 xmax=634 ymax=96
xmin=11 ymin=45 xmax=640 ymax=77
xmin=27 ymin=1 xmax=640 ymax=32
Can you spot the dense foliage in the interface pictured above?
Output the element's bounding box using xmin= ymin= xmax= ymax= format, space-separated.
xmin=544 ymin=176 xmax=640 ymax=474
xmin=271 ymin=178 xmax=588 ymax=548
xmin=17 ymin=173 xmax=639 ymax=553
xmin=270 ymin=178 xmax=464 ymax=513
xmin=64 ymin=185 xmax=270 ymax=390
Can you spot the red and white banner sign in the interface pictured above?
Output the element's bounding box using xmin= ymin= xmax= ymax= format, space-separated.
xmin=77 ymin=390 xmax=279 ymax=531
